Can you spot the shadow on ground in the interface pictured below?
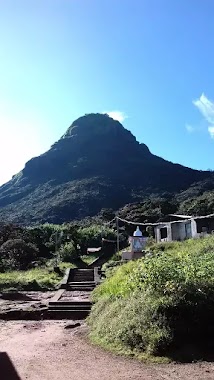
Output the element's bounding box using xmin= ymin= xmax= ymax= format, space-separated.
xmin=0 ymin=352 xmax=22 ymax=380
xmin=166 ymin=339 xmax=214 ymax=363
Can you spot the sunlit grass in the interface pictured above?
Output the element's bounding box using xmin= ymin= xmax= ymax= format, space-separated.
xmin=0 ymin=268 xmax=63 ymax=291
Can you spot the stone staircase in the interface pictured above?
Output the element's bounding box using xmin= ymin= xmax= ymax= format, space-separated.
xmin=48 ymin=268 xmax=101 ymax=318
xmin=67 ymin=269 xmax=96 ymax=291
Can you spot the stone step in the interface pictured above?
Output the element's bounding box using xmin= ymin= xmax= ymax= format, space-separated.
xmin=69 ymin=269 xmax=98 ymax=283
xmin=72 ymin=277 xmax=94 ymax=282
xmin=49 ymin=305 xmax=91 ymax=311
xmin=67 ymin=285 xmax=96 ymax=290
xmin=73 ymin=269 xmax=94 ymax=271
xmin=47 ymin=310 xmax=90 ymax=319
xmin=67 ymin=285 xmax=95 ymax=289
xmin=49 ymin=301 xmax=91 ymax=307
xmin=73 ymin=276 xmax=94 ymax=278
xmin=72 ymin=274 xmax=94 ymax=277
xmin=68 ymin=281 xmax=95 ymax=285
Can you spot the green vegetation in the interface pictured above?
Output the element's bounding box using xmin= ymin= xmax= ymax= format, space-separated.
xmin=0 ymin=222 xmax=116 ymax=270
xmin=81 ymin=252 xmax=101 ymax=266
xmin=0 ymin=268 xmax=62 ymax=291
xmin=178 ymin=190 xmax=214 ymax=216
xmin=88 ymin=235 xmax=214 ymax=361
xmin=0 ymin=222 xmax=116 ymax=289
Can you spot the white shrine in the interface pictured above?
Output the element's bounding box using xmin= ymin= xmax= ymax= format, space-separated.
xmin=122 ymin=226 xmax=148 ymax=260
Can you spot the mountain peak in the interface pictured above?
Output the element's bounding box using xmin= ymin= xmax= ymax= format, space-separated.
xmin=0 ymin=113 xmax=212 ymax=225
xmin=61 ymin=112 xmax=133 ymax=141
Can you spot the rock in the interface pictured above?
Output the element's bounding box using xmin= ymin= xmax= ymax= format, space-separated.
xmin=64 ymin=323 xmax=81 ymax=329
xmin=0 ymin=292 xmax=33 ymax=301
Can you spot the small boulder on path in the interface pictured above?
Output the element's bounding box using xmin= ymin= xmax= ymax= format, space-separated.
xmin=64 ymin=323 xmax=81 ymax=329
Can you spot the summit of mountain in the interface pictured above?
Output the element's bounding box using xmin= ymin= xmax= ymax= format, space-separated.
xmin=0 ymin=113 xmax=213 ymax=224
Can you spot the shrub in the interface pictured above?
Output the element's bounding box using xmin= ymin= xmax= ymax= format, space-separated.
xmin=88 ymin=294 xmax=171 ymax=355
xmin=88 ymin=235 xmax=214 ymax=358
xmin=58 ymin=241 xmax=77 ymax=262
xmin=78 ymin=225 xmax=117 ymax=254
xmin=0 ymin=239 xmax=38 ymax=270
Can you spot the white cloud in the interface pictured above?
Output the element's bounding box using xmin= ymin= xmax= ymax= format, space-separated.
xmin=185 ymin=124 xmax=195 ymax=133
xmin=193 ymin=93 xmax=214 ymax=139
xmin=104 ymin=111 xmax=127 ymax=123
xmin=193 ymin=93 xmax=214 ymax=124
xmin=208 ymin=126 xmax=214 ymax=139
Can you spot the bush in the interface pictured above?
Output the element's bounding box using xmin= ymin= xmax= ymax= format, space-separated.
xmin=78 ymin=225 xmax=117 ymax=254
xmin=58 ymin=241 xmax=77 ymax=262
xmin=88 ymin=235 xmax=214 ymax=359
xmin=0 ymin=239 xmax=38 ymax=270
xmin=88 ymin=294 xmax=171 ymax=355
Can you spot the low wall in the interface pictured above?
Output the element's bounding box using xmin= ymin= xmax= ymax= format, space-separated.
xmin=122 ymin=251 xmax=144 ymax=260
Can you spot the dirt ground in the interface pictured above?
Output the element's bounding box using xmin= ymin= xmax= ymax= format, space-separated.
xmin=0 ymin=321 xmax=214 ymax=380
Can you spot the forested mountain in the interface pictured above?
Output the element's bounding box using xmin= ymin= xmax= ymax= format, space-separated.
xmin=0 ymin=113 xmax=213 ymax=224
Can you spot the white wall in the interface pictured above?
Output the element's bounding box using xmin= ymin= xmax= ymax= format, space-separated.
xmin=191 ymin=219 xmax=198 ymax=238
xmin=154 ymin=224 xmax=172 ymax=242
xmin=155 ymin=219 xmax=199 ymax=243
xmin=172 ymin=221 xmax=192 ymax=241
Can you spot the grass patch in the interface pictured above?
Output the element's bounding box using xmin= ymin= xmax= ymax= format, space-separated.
xmin=81 ymin=252 xmax=101 ymax=265
xmin=58 ymin=262 xmax=77 ymax=270
xmin=0 ymin=268 xmax=63 ymax=291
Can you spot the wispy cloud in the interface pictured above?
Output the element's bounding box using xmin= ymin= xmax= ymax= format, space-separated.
xmin=208 ymin=126 xmax=214 ymax=139
xmin=193 ymin=93 xmax=214 ymax=124
xmin=104 ymin=111 xmax=127 ymax=123
xmin=193 ymin=93 xmax=214 ymax=139
xmin=185 ymin=124 xmax=195 ymax=133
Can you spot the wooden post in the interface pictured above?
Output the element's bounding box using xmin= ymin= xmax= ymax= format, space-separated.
xmin=116 ymin=217 xmax=120 ymax=253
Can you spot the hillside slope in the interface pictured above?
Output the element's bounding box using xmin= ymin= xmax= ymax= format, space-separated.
xmin=88 ymin=236 xmax=214 ymax=360
xmin=0 ymin=113 xmax=213 ymax=224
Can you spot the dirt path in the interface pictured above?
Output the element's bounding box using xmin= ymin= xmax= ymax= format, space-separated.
xmin=0 ymin=321 xmax=214 ymax=380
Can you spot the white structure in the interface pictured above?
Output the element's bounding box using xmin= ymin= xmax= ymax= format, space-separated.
xmin=154 ymin=214 xmax=214 ymax=243
xmin=122 ymin=226 xmax=148 ymax=260
xmin=133 ymin=226 xmax=143 ymax=237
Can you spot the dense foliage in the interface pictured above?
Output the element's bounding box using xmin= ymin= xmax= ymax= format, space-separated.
xmin=118 ymin=188 xmax=214 ymax=226
xmin=0 ymin=222 xmax=116 ymax=272
xmin=0 ymin=113 xmax=213 ymax=225
xmin=88 ymin=236 xmax=214 ymax=360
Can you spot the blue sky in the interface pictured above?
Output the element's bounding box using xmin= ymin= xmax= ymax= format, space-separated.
xmin=0 ymin=0 xmax=214 ymax=185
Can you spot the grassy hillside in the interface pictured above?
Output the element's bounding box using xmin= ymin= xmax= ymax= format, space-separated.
xmin=88 ymin=236 xmax=214 ymax=362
